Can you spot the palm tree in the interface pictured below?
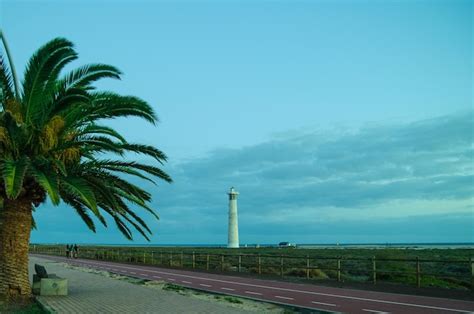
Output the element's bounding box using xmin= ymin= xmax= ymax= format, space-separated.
xmin=0 ymin=32 xmax=171 ymax=303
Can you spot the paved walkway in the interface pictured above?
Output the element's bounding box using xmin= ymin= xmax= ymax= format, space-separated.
xmin=28 ymin=256 xmax=270 ymax=313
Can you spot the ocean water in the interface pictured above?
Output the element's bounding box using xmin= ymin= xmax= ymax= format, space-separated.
xmin=36 ymin=242 xmax=474 ymax=249
xmin=296 ymin=243 xmax=474 ymax=249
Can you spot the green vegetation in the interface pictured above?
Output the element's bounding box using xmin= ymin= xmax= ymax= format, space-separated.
xmin=32 ymin=245 xmax=473 ymax=291
xmin=214 ymin=295 xmax=243 ymax=304
xmin=163 ymin=283 xmax=187 ymax=293
xmin=223 ymin=296 xmax=243 ymax=304
xmin=0 ymin=300 xmax=47 ymax=313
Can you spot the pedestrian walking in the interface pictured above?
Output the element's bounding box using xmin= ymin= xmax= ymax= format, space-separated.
xmin=73 ymin=244 xmax=79 ymax=259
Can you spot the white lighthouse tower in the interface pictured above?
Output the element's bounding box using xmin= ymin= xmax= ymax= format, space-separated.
xmin=227 ymin=187 xmax=240 ymax=248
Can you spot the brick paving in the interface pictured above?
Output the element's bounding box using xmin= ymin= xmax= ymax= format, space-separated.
xmin=28 ymin=256 xmax=256 ymax=313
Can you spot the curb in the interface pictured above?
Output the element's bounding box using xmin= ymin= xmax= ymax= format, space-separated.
xmin=34 ymin=296 xmax=56 ymax=314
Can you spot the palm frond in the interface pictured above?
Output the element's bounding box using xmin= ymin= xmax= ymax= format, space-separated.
xmin=60 ymin=64 xmax=121 ymax=90
xmin=22 ymin=37 xmax=77 ymax=124
xmin=113 ymin=187 xmax=159 ymax=220
xmin=87 ymin=92 xmax=157 ymax=124
xmin=60 ymin=176 xmax=98 ymax=215
xmin=78 ymin=124 xmax=127 ymax=143
xmin=0 ymin=157 xmax=29 ymax=198
xmin=120 ymin=213 xmax=151 ymax=241
xmin=29 ymin=166 xmax=60 ymax=205
xmin=0 ymin=55 xmax=14 ymax=103
xmin=0 ymin=30 xmax=20 ymax=98
xmin=61 ymin=195 xmax=97 ymax=232
xmin=120 ymin=143 xmax=168 ymax=163
xmin=113 ymin=216 xmax=133 ymax=240
xmin=50 ymin=87 xmax=90 ymax=118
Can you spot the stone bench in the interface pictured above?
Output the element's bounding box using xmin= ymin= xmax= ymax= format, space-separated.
xmin=32 ymin=264 xmax=68 ymax=296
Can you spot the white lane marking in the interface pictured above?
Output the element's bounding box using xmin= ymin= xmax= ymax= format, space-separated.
xmin=140 ymin=273 xmax=147 ymax=276
xmin=221 ymin=287 xmax=235 ymax=291
xmin=130 ymin=272 xmax=136 ymax=274
xmin=312 ymin=301 xmax=337 ymax=307
xmin=182 ymin=281 xmax=192 ymax=284
xmin=47 ymin=257 xmax=471 ymax=313
xmin=168 ymin=278 xmax=176 ymax=281
xmin=245 ymin=291 xmax=262 ymax=295
xmin=363 ymin=310 xmax=390 ymax=314
xmin=153 ymin=276 xmax=161 ymax=279
xmin=275 ymin=296 xmax=294 ymax=300
xmin=200 ymin=284 xmax=212 ymax=287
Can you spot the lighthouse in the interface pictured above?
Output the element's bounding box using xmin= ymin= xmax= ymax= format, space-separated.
xmin=227 ymin=187 xmax=240 ymax=248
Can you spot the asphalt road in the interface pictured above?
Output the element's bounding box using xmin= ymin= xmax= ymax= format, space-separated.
xmin=31 ymin=254 xmax=474 ymax=314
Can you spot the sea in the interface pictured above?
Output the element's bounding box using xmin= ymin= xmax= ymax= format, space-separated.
xmin=35 ymin=242 xmax=474 ymax=249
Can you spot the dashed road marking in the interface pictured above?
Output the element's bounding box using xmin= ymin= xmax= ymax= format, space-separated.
xmin=182 ymin=281 xmax=192 ymax=284
xmin=168 ymin=278 xmax=176 ymax=281
xmin=363 ymin=310 xmax=390 ymax=314
xmin=200 ymin=284 xmax=212 ymax=287
xmin=130 ymin=272 xmax=136 ymax=274
xmin=153 ymin=276 xmax=161 ymax=279
xmin=140 ymin=273 xmax=147 ymax=276
xmin=275 ymin=296 xmax=294 ymax=300
xmin=312 ymin=301 xmax=337 ymax=307
xmin=221 ymin=287 xmax=235 ymax=291
xmin=245 ymin=291 xmax=262 ymax=295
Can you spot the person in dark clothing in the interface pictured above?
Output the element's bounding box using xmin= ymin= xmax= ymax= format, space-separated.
xmin=73 ymin=244 xmax=79 ymax=258
xmin=66 ymin=244 xmax=70 ymax=258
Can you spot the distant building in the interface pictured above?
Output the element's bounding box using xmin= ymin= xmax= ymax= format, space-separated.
xmin=278 ymin=242 xmax=296 ymax=248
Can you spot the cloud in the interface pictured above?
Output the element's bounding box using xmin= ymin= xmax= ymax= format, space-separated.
xmin=32 ymin=111 xmax=474 ymax=244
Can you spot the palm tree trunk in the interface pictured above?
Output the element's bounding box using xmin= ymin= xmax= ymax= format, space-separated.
xmin=0 ymin=198 xmax=33 ymax=303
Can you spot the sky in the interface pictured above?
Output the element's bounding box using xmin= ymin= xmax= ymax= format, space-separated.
xmin=1 ymin=0 xmax=473 ymax=244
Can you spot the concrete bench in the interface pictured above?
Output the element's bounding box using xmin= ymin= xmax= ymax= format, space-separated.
xmin=32 ymin=264 xmax=68 ymax=296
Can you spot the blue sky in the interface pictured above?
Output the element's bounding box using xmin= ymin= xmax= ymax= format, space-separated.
xmin=1 ymin=0 xmax=473 ymax=244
